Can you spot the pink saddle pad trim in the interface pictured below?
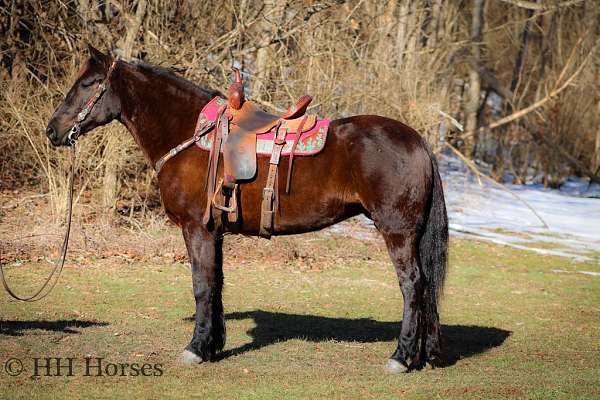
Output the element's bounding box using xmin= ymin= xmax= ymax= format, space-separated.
xmin=195 ymin=96 xmax=330 ymax=156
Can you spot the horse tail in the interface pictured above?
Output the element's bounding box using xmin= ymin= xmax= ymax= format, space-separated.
xmin=419 ymin=146 xmax=449 ymax=309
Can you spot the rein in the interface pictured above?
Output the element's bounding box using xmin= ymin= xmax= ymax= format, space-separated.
xmin=0 ymin=146 xmax=76 ymax=302
xmin=0 ymin=59 xmax=117 ymax=302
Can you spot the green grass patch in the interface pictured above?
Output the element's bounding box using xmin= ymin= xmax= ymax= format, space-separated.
xmin=1 ymin=235 xmax=598 ymax=399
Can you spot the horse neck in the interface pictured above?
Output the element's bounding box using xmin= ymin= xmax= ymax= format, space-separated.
xmin=114 ymin=64 xmax=213 ymax=165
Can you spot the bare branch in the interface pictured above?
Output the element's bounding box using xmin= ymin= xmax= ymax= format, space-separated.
xmin=208 ymin=0 xmax=347 ymax=68
xmin=483 ymin=38 xmax=595 ymax=131
xmin=303 ymin=0 xmax=348 ymax=21
xmin=499 ymin=0 xmax=585 ymax=10
xmin=444 ymin=143 xmax=550 ymax=229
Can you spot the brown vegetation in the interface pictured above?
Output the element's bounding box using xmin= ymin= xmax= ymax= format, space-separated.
xmin=1 ymin=0 xmax=598 ymax=218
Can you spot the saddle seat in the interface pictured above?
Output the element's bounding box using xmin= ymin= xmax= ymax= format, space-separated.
xmin=228 ymin=99 xmax=317 ymax=138
xmin=222 ymin=70 xmax=316 ymax=185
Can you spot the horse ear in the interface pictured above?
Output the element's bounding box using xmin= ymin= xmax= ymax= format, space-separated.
xmin=87 ymin=43 xmax=109 ymax=67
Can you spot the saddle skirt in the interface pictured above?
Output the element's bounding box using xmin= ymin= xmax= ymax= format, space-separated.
xmin=196 ymin=96 xmax=330 ymax=157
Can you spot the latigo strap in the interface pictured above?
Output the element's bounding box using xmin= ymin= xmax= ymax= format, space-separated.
xmin=203 ymin=106 xmax=227 ymax=227
xmin=259 ymin=121 xmax=286 ymax=238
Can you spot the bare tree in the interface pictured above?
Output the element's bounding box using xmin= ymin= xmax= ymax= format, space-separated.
xmin=101 ymin=0 xmax=147 ymax=215
xmin=251 ymin=0 xmax=287 ymax=99
xmin=464 ymin=0 xmax=485 ymax=156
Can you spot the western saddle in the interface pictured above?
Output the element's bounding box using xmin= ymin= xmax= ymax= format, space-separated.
xmin=203 ymin=68 xmax=316 ymax=237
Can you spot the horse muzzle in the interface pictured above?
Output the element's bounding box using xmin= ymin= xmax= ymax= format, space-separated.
xmin=46 ymin=123 xmax=72 ymax=147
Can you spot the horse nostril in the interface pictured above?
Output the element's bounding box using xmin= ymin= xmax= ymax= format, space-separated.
xmin=46 ymin=125 xmax=56 ymax=139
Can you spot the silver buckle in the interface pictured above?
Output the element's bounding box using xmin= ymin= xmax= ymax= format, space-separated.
xmin=67 ymin=125 xmax=80 ymax=146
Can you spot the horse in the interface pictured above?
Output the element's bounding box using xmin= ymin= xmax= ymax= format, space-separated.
xmin=46 ymin=45 xmax=448 ymax=373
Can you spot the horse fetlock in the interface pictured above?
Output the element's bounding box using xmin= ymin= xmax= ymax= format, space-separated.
xmin=384 ymin=358 xmax=408 ymax=374
xmin=390 ymin=347 xmax=413 ymax=372
xmin=426 ymin=354 xmax=442 ymax=369
xmin=392 ymin=338 xmax=427 ymax=371
xmin=187 ymin=335 xmax=217 ymax=362
xmin=425 ymin=333 xmax=442 ymax=362
xmin=214 ymin=311 xmax=227 ymax=352
xmin=179 ymin=349 xmax=203 ymax=365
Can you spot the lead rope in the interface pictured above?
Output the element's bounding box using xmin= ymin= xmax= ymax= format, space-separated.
xmin=0 ymin=59 xmax=117 ymax=302
xmin=0 ymin=144 xmax=76 ymax=302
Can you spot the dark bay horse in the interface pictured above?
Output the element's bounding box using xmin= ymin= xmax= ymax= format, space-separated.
xmin=46 ymin=46 xmax=448 ymax=373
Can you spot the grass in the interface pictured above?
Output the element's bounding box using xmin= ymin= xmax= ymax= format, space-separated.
xmin=519 ymin=240 xmax=565 ymax=250
xmin=1 ymin=231 xmax=599 ymax=399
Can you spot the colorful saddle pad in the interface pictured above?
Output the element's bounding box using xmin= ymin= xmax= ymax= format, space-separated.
xmin=195 ymin=97 xmax=330 ymax=156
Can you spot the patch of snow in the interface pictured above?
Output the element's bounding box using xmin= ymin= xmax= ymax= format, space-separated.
xmin=440 ymin=153 xmax=600 ymax=262
xmin=552 ymin=269 xmax=600 ymax=277
xmin=579 ymin=270 xmax=600 ymax=276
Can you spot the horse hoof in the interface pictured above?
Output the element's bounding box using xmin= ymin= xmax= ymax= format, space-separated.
xmin=385 ymin=358 xmax=408 ymax=374
xmin=179 ymin=350 xmax=203 ymax=365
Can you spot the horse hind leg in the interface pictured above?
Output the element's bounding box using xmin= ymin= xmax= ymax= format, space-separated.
xmin=380 ymin=231 xmax=427 ymax=373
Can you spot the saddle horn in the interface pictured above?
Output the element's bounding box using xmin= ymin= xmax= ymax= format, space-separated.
xmin=228 ymin=68 xmax=245 ymax=110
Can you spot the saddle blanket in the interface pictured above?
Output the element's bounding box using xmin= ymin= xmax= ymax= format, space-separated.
xmin=195 ymin=96 xmax=330 ymax=156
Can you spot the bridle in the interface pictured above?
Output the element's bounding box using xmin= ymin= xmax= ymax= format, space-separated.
xmin=68 ymin=59 xmax=118 ymax=145
xmin=0 ymin=59 xmax=118 ymax=302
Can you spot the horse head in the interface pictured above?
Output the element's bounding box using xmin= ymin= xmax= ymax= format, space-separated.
xmin=46 ymin=44 xmax=121 ymax=146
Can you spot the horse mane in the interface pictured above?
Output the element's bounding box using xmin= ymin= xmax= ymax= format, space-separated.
xmin=125 ymin=59 xmax=221 ymax=100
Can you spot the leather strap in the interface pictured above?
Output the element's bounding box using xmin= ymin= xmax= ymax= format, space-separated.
xmin=260 ymin=122 xmax=286 ymax=238
xmin=154 ymin=115 xmax=214 ymax=175
xmin=285 ymin=115 xmax=308 ymax=193
xmin=68 ymin=59 xmax=118 ymax=145
xmin=202 ymin=107 xmax=227 ymax=227
xmin=0 ymin=145 xmax=76 ymax=302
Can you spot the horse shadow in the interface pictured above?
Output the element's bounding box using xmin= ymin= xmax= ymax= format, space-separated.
xmin=0 ymin=319 xmax=108 ymax=336
xmin=186 ymin=310 xmax=511 ymax=366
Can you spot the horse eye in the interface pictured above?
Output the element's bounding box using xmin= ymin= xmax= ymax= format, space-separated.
xmin=81 ymin=78 xmax=99 ymax=88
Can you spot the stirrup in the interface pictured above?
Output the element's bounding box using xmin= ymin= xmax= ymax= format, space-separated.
xmin=212 ymin=179 xmax=237 ymax=213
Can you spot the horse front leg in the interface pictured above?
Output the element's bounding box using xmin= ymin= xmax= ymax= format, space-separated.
xmin=180 ymin=223 xmax=225 ymax=364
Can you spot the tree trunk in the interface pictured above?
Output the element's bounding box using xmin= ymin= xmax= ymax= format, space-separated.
xmin=404 ymin=1 xmax=420 ymax=71
xmin=251 ymin=0 xmax=286 ymax=100
xmin=428 ymin=0 xmax=442 ymax=50
xmin=102 ymin=0 xmax=147 ymax=215
xmin=586 ymin=1 xmax=600 ymax=174
xmin=463 ymin=0 xmax=485 ymax=157
xmin=510 ymin=6 xmax=535 ymax=102
xmin=375 ymin=0 xmax=398 ymax=61
xmin=118 ymin=0 xmax=147 ymax=60
xmin=505 ymin=6 xmax=535 ymax=182
xmin=78 ymin=0 xmax=90 ymax=21
xmin=395 ymin=0 xmax=411 ymax=64
xmin=594 ymin=111 xmax=600 ymax=173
